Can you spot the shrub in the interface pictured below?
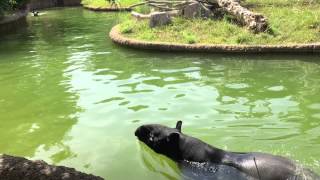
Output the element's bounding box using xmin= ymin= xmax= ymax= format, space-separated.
xmin=0 ymin=0 xmax=10 ymax=17
xmin=0 ymin=0 xmax=28 ymax=17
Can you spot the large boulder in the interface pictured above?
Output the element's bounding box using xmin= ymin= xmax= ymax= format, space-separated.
xmin=149 ymin=12 xmax=171 ymax=28
xmin=0 ymin=154 xmax=104 ymax=180
xmin=182 ymin=1 xmax=212 ymax=19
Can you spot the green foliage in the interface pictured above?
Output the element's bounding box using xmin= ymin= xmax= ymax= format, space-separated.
xmin=82 ymin=0 xmax=108 ymax=7
xmin=244 ymin=0 xmax=320 ymax=6
xmin=0 ymin=0 xmax=28 ymax=17
xmin=134 ymin=4 xmax=150 ymax=14
xmin=0 ymin=0 xmax=11 ymax=17
xmin=117 ymin=14 xmax=135 ymax=33
xmin=0 ymin=1 xmax=10 ymax=17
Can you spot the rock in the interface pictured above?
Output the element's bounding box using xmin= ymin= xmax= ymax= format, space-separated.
xmin=0 ymin=154 xmax=104 ymax=180
xmin=182 ymin=1 xmax=212 ymax=19
xmin=149 ymin=12 xmax=171 ymax=28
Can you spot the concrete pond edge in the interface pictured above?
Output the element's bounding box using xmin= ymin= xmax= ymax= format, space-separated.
xmin=109 ymin=25 xmax=320 ymax=54
xmin=83 ymin=5 xmax=131 ymax=12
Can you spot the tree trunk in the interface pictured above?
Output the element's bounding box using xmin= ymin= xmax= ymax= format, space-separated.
xmin=0 ymin=154 xmax=104 ymax=180
xmin=212 ymin=0 xmax=268 ymax=32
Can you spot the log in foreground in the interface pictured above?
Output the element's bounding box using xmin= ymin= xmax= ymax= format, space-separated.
xmin=211 ymin=0 xmax=268 ymax=32
xmin=0 ymin=154 xmax=104 ymax=180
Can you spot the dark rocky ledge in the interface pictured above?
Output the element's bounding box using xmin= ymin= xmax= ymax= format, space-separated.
xmin=0 ymin=8 xmax=28 ymax=33
xmin=109 ymin=25 xmax=320 ymax=54
xmin=0 ymin=154 xmax=104 ymax=180
xmin=0 ymin=9 xmax=28 ymax=25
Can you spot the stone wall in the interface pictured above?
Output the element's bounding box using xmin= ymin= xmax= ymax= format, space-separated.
xmin=29 ymin=0 xmax=81 ymax=10
xmin=63 ymin=0 xmax=82 ymax=6
xmin=0 ymin=8 xmax=28 ymax=34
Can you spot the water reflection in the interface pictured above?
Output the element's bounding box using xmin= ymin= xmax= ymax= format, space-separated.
xmin=0 ymin=9 xmax=80 ymax=161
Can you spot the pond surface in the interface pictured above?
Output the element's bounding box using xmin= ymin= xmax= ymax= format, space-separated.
xmin=0 ymin=7 xmax=320 ymax=180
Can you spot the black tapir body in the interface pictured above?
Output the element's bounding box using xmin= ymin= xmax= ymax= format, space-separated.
xmin=135 ymin=121 xmax=320 ymax=180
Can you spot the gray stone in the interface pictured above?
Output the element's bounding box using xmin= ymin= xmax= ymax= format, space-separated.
xmin=182 ymin=1 xmax=212 ymax=19
xmin=149 ymin=12 xmax=171 ymax=28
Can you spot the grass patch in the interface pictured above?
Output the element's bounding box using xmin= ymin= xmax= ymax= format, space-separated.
xmin=244 ymin=0 xmax=320 ymax=7
xmin=119 ymin=19 xmax=134 ymax=33
xmin=182 ymin=31 xmax=197 ymax=44
xmin=82 ymin=0 xmax=140 ymax=8
xmin=118 ymin=1 xmax=320 ymax=45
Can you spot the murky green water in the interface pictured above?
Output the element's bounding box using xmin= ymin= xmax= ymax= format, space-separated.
xmin=0 ymin=7 xmax=320 ymax=180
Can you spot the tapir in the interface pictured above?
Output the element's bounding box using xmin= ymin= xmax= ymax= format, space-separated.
xmin=135 ymin=121 xmax=320 ymax=180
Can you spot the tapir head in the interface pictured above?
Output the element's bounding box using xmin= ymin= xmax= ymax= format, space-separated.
xmin=135 ymin=121 xmax=183 ymax=161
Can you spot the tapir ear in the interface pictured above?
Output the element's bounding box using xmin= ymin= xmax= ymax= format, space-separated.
xmin=175 ymin=121 xmax=182 ymax=132
xmin=167 ymin=132 xmax=180 ymax=143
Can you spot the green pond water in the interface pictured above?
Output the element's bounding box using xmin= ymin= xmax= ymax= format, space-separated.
xmin=1 ymin=7 xmax=320 ymax=180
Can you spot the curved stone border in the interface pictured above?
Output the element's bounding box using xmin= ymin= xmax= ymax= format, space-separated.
xmin=109 ymin=25 xmax=320 ymax=53
xmin=83 ymin=5 xmax=131 ymax=12
xmin=0 ymin=8 xmax=29 ymax=33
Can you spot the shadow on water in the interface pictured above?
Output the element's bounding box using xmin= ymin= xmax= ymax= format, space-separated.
xmin=138 ymin=141 xmax=180 ymax=180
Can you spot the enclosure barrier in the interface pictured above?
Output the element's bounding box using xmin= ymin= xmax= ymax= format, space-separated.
xmin=109 ymin=25 xmax=320 ymax=54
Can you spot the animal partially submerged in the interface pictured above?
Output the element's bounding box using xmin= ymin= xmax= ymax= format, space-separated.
xmin=31 ymin=10 xmax=39 ymax=16
xmin=135 ymin=121 xmax=320 ymax=180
